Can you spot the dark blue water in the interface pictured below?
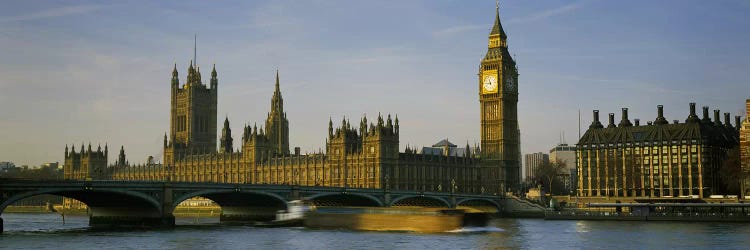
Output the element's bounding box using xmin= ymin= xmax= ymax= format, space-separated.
xmin=2 ymin=213 xmax=750 ymax=249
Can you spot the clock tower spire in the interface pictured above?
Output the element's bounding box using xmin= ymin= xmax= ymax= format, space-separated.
xmin=479 ymin=3 xmax=519 ymax=193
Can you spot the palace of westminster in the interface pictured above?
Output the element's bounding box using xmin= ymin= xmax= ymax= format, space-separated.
xmin=61 ymin=4 xmax=750 ymax=199
xmin=63 ymin=6 xmax=522 ymax=195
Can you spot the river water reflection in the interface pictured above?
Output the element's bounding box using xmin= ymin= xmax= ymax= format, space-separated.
xmin=2 ymin=213 xmax=750 ymax=249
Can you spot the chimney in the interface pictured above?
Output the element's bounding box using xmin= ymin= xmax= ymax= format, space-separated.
xmin=673 ymin=120 xmax=679 ymax=124
xmin=702 ymin=106 xmax=711 ymax=123
xmin=724 ymin=113 xmax=733 ymax=129
xmin=736 ymin=116 xmax=742 ymax=131
xmin=295 ymin=147 xmax=301 ymax=156
xmin=686 ymin=102 xmax=700 ymax=123
xmin=608 ymin=113 xmax=616 ymax=128
xmin=714 ymin=110 xmax=722 ymax=126
xmin=619 ymin=108 xmax=633 ymax=127
xmin=655 ymin=105 xmax=668 ymax=125
xmin=634 ymin=119 xmax=640 ymax=126
xmin=590 ymin=110 xmax=604 ymax=129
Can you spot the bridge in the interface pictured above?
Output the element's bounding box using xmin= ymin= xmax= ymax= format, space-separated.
xmin=0 ymin=179 xmax=510 ymax=232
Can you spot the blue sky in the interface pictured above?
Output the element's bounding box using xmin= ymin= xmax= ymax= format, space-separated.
xmin=1 ymin=0 xmax=749 ymax=166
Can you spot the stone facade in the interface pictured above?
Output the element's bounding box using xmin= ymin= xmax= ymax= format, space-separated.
xmin=741 ymin=99 xmax=750 ymax=196
xmin=577 ymin=104 xmax=741 ymax=198
xmin=479 ymin=5 xmax=520 ymax=192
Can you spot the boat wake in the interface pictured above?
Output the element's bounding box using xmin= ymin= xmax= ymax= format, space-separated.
xmin=447 ymin=226 xmax=504 ymax=233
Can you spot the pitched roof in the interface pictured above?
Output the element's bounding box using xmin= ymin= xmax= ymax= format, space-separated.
xmin=432 ymin=139 xmax=457 ymax=147
xmin=490 ymin=7 xmax=507 ymax=39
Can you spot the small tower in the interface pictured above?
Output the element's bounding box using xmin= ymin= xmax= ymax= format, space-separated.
xmin=168 ymin=60 xmax=218 ymax=158
xmin=220 ymin=116 xmax=233 ymax=153
xmin=265 ymin=70 xmax=290 ymax=156
xmin=118 ymin=146 xmax=127 ymax=166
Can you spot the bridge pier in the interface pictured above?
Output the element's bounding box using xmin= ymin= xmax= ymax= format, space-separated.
xmin=89 ymin=214 xmax=174 ymax=228
xmin=1 ymin=216 xmax=4 ymax=233
xmin=88 ymin=207 xmax=174 ymax=229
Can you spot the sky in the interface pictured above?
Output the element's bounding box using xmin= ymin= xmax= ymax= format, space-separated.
xmin=1 ymin=0 xmax=750 ymax=167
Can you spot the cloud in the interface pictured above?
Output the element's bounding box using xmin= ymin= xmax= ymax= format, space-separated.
xmin=508 ymin=1 xmax=587 ymax=23
xmin=432 ymin=24 xmax=483 ymax=38
xmin=0 ymin=5 xmax=104 ymax=23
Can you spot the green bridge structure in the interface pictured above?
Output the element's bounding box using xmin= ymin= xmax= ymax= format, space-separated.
xmin=0 ymin=179 xmax=514 ymax=232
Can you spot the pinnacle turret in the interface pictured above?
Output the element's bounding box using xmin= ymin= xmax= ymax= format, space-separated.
xmin=220 ymin=116 xmax=233 ymax=153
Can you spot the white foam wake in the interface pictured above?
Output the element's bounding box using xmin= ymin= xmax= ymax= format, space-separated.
xmin=447 ymin=226 xmax=504 ymax=233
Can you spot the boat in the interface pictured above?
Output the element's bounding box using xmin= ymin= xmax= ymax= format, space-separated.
xmin=253 ymin=200 xmax=309 ymax=227
xmin=304 ymin=206 xmax=482 ymax=233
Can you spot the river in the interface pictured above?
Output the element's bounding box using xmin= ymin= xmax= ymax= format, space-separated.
xmin=1 ymin=213 xmax=750 ymax=249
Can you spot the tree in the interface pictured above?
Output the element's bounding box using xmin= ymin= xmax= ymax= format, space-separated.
xmin=720 ymin=147 xmax=747 ymax=196
xmin=536 ymin=160 xmax=567 ymax=195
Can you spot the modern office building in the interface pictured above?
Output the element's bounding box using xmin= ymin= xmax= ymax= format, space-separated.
xmin=524 ymin=152 xmax=549 ymax=181
xmin=550 ymin=143 xmax=577 ymax=193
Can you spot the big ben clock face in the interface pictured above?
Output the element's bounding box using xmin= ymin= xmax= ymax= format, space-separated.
xmin=482 ymin=70 xmax=498 ymax=94
xmin=505 ymin=76 xmax=515 ymax=92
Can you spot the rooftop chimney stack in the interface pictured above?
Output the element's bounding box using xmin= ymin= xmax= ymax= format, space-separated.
xmin=655 ymin=105 xmax=668 ymax=125
xmin=714 ymin=110 xmax=722 ymax=126
xmin=686 ymin=102 xmax=700 ymax=123
xmin=590 ymin=110 xmax=604 ymax=129
xmin=608 ymin=113 xmax=616 ymax=128
xmin=634 ymin=119 xmax=640 ymax=126
xmin=619 ymin=108 xmax=633 ymax=127
xmin=725 ymin=113 xmax=733 ymax=129
xmin=736 ymin=116 xmax=742 ymax=131
xmin=702 ymin=106 xmax=711 ymax=123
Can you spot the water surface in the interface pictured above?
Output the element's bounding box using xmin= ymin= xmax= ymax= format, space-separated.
xmin=2 ymin=213 xmax=749 ymax=249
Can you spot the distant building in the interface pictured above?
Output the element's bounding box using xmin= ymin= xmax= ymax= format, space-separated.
xmin=524 ymin=152 xmax=549 ymax=181
xmin=741 ymin=99 xmax=750 ymax=196
xmin=0 ymin=162 xmax=16 ymax=172
xmin=577 ymin=104 xmax=740 ymax=198
xmin=420 ymin=139 xmax=472 ymax=157
xmin=41 ymin=162 xmax=59 ymax=169
xmin=550 ymin=143 xmax=577 ymax=193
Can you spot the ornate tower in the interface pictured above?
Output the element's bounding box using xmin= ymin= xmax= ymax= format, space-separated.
xmin=165 ymin=62 xmax=218 ymax=163
xmin=219 ymin=117 xmax=233 ymax=153
xmin=479 ymin=4 xmax=520 ymax=192
xmin=117 ymin=146 xmax=126 ymax=166
xmin=265 ymin=70 xmax=290 ymax=156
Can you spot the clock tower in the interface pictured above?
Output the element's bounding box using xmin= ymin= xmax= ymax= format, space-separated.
xmin=479 ymin=3 xmax=519 ymax=192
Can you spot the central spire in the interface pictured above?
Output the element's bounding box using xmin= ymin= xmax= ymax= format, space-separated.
xmin=275 ymin=69 xmax=281 ymax=96
xmin=490 ymin=1 xmax=507 ymax=39
xmin=270 ymin=69 xmax=283 ymax=114
xmin=193 ymin=33 xmax=197 ymax=67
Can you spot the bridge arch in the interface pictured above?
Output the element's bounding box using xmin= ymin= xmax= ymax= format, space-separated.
xmin=172 ymin=190 xmax=289 ymax=222
xmin=456 ymin=198 xmax=502 ymax=213
xmin=171 ymin=190 xmax=288 ymax=212
xmin=0 ymin=188 xmax=161 ymax=214
xmin=390 ymin=195 xmax=451 ymax=207
xmin=307 ymin=193 xmax=383 ymax=207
